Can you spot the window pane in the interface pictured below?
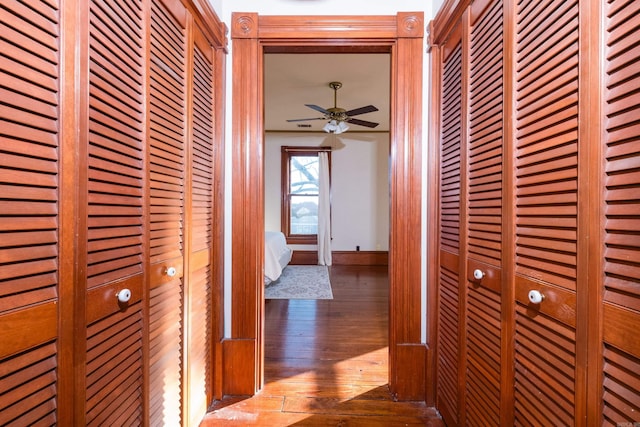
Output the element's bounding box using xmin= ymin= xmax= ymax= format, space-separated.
xmin=290 ymin=195 xmax=318 ymax=235
xmin=290 ymin=156 xmax=319 ymax=195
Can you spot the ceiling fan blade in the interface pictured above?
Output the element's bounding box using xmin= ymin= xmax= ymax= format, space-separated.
xmin=345 ymin=105 xmax=379 ymax=116
xmin=305 ymin=104 xmax=330 ymax=114
xmin=286 ymin=117 xmax=325 ymax=122
xmin=347 ymin=118 xmax=379 ymax=128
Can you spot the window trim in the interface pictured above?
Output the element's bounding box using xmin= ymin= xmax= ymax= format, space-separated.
xmin=281 ymin=146 xmax=331 ymax=245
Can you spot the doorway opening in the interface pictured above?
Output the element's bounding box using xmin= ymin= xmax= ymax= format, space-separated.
xmin=262 ymin=50 xmax=392 ymax=402
xmin=228 ymin=12 xmax=426 ymax=402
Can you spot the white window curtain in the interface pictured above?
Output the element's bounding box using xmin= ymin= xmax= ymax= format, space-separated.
xmin=317 ymin=151 xmax=332 ymax=266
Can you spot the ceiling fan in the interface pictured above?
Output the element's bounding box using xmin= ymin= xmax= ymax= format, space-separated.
xmin=286 ymin=81 xmax=379 ymax=133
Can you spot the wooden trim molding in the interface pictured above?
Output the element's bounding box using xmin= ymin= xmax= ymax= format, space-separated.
xmin=333 ymin=251 xmax=389 ymax=266
xmin=290 ymin=251 xmax=389 ymax=266
xmin=289 ymin=251 xmax=318 ymax=266
xmin=230 ymin=11 xmax=425 ymax=401
xmin=429 ymin=0 xmax=470 ymax=47
xmin=210 ymin=33 xmax=227 ymax=401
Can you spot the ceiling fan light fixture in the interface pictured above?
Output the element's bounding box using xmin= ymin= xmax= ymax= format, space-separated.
xmin=323 ymin=119 xmax=349 ymax=134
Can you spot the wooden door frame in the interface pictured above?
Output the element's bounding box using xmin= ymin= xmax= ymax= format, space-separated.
xmin=225 ymin=12 xmax=427 ymax=401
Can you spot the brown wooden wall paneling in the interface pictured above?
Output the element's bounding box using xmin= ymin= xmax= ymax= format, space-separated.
xmin=0 ymin=0 xmax=60 ymax=425
xmin=230 ymin=12 xmax=426 ymax=400
xmin=601 ymin=0 xmax=640 ymax=424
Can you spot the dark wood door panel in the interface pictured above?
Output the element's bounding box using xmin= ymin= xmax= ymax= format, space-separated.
xmin=0 ymin=0 xmax=60 ymax=423
xmin=602 ymin=1 xmax=640 ymax=422
xmin=183 ymin=23 xmax=215 ymax=426
xmin=85 ymin=0 xmax=146 ymax=423
xmin=148 ymin=0 xmax=187 ymax=423
xmin=437 ymin=23 xmax=463 ymax=425
xmin=464 ymin=1 xmax=503 ymax=423
xmin=513 ymin=0 xmax=579 ymax=423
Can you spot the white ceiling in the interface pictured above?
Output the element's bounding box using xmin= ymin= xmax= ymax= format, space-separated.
xmin=264 ymin=53 xmax=391 ymax=132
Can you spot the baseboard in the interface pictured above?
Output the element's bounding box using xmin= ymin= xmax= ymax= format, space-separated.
xmin=290 ymin=251 xmax=318 ymax=265
xmin=290 ymin=250 xmax=388 ymax=266
xmin=392 ymin=343 xmax=426 ymax=401
xmin=222 ymin=338 xmax=256 ymax=396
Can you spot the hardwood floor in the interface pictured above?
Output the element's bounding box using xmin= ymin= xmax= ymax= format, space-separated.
xmin=202 ymin=265 xmax=444 ymax=426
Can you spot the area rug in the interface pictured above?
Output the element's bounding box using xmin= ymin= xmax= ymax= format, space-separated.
xmin=265 ymin=265 xmax=333 ymax=300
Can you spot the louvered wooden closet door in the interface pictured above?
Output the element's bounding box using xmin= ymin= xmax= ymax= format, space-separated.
xmin=0 ymin=1 xmax=60 ymax=424
xmin=184 ymin=24 xmax=215 ymax=426
xmin=464 ymin=0 xmax=503 ymax=424
xmin=148 ymin=0 xmax=187 ymax=424
xmin=513 ymin=0 xmax=580 ymax=424
xmin=437 ymin=27 xmax=463 ymax=427
xmin=601 ymin=1 xmax=640 ymax=423
xmin=85 ymin=0 xmax=146 ymax=424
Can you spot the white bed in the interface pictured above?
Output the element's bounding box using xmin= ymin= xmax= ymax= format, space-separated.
xmin=264 ymin=231 xmax=292 ymax=285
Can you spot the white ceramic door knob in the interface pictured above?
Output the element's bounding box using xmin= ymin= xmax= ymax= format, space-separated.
xmin=473 ymin=269 xmax=485 ymax=280
xmin=528 ymin=290 xmax=544 ymax=304
xmin=117 ymin=288 xmax=131 ymax=303
xmin=165 ymin=267 xmax=177 ymax=277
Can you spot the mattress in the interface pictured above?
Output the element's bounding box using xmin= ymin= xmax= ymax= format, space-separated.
xmin=264 ymin=231 xmax=292 ymax=284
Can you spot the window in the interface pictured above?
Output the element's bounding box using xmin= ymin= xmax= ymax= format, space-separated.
xmin=281 ymin=147 xmax=331 ymax=244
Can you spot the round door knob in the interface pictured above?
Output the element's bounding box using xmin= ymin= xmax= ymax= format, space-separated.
xmin=165 ymin=267 xmax=177 ymax=277
xmin=117 ymin=288 xmax=131 ymax=303
xmin=473 ymin=269 xmax=485 ymax=280
xmin=528 ymin=290 xmax=544 ymax=304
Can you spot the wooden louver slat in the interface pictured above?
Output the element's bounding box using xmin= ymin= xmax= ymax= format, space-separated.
xmin=440 ymin=44 xmax=463 ymax=255
xmin=0 ymin=343 xmax=57 ymax=426
xmin=191 ymin=45 xmax=214 ymax=253
xmin=149 ymin=0 xmax=185 ymax=266
xmin=437 ymin=267 xmax=460 ymax=425
xmin=467 ymin=0 xmax=503 ymax=268
xmin=603 ymin=0 xmax=640 ymax=310
xmin=514 ymin=0 xmax=579 ymax=291
xmin=85 ymin=302 xmax=143 ymax=425
xmin=515 ymin=306 xmax=576 ymax=425
xmin=87 ymin=0 xmax=144 ymax=289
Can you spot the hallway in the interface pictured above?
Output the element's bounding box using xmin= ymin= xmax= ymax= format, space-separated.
xmin=202 ymin=265 xmax=443 ymax=426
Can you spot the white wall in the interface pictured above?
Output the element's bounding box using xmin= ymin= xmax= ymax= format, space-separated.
xmin=264 ymin=132 xmax=390 ymax=252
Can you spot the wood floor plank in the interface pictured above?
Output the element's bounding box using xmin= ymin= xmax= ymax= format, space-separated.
xmin=202 ymin=265 xmax=443 ymax=426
